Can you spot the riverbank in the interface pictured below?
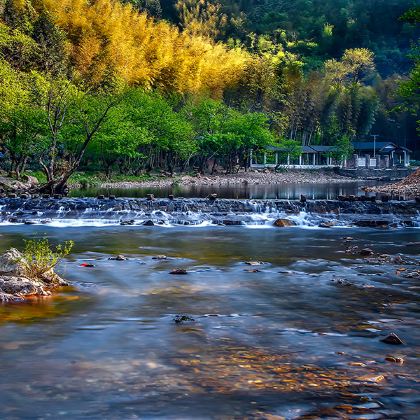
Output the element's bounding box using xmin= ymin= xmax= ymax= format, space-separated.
xmin=99 ymin=169 xmax=357 ymax=190
xmin=364 ymin=168 xmax=420 ymax=199
xmin=1 ymin=170 xmax=357 ymax=194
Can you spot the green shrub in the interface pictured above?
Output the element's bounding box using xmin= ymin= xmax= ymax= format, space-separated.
xmin=19 ymin=239 xmax=74 ymax=281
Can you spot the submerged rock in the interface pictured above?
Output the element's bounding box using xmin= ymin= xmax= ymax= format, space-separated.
xmin=173 ymin=314 xmax=195 ymax=324
xmin=319 ymin=221 xmax=335 ymax=228
xmin=385 ymin=355 xmax=404 ymax=364
xmin=170 ymin=268 xmax=188 ymax=275
xmin=108 ymin=255 xmax=128 ymax=261
xmin=120 ymin=220 xmax=135 ymax=226
xmin=0 ymin=248 xmax=68 ymax=302
xmin=360 ymin=248 xmax=374 ymax=256
xmin=381 ymin=333 xmax=404 ymax=345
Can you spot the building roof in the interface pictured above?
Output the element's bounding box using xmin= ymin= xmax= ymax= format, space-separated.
xmin=309 ymin=145 xmax=337 ymax=152
xmin=353 ymin=141 xmax=412 ymax=153
xmin=267 ymin=145 xmax=338 ymax=153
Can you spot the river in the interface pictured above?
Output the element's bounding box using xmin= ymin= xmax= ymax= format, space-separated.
xmin=70 ymin=180 xmax=383 ymax=200
xmin=0 ymin=186 xmax=419 ymax=418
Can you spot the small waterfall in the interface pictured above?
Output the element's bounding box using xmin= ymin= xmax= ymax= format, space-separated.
xmin=0 ymin=197 xmax=418 ymax=228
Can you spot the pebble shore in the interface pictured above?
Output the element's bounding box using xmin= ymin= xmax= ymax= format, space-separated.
xmin=364 ymin=168 xmax=420 ymax=199
xmin=100 ymin=169 xmax=357 ymax=189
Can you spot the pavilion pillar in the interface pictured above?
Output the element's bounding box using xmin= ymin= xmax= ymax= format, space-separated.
xmin=353 ymin=154 xmax=358 ymax=168
xmin=287 ymin=154 xmax=290 ymax=165
xmin=263 ymin=153 xmax=267 ymax=166
xmin=299 ymin=155 xmax=302 ymax=166
xmin=312 ymin=154 xmax=316 ymax=166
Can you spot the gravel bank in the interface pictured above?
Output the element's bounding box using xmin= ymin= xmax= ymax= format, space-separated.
xmin=100 ymin=170 xmax=357 ymax=189
xmin=364 ymin=168 xmax=420 ymax=199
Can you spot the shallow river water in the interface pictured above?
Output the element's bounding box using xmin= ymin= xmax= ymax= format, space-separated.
xmin=70 ymin=180 xmax=383 ymax=200
xmin=0 ymin=223 xmax=419 ymax=419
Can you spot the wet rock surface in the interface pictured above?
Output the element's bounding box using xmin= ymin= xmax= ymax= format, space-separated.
xmin=0 ymin=197 xmax=418 ymax=227
xmin=381 ymin=333 xmax=404 ymax=345
xmin=0 ymin=248 xmax=68 ymax=302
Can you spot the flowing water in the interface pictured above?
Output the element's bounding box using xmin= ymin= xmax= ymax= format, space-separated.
xmin=0 ymin=183 xmax=419 ymax=418
xmin=0 ymin=222 xmax=419 ymax=419
xmin=70 ymin=180 xmax=383 ymax=200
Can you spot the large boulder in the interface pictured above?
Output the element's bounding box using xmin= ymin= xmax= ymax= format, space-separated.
xmin=0 ymin=248 xmax=68 ymax=302
xmin=273 ymin=218 xmax=296 ymax=227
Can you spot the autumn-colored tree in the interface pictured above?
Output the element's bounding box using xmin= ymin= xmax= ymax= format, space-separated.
xmin=37 ymin=0 xmax=247 ymax=94
xmin=175 ymin=0 xmax=227 ymax=39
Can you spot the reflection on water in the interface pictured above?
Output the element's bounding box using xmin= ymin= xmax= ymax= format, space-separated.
xmin=71 ymin=181 xmax=383 ymax=199
xmin=0 ymin=225 xmax=419 ymax=418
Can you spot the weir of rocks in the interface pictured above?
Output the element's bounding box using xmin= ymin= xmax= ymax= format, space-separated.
xmin=0 ymin=197 xmax=418 ymax=228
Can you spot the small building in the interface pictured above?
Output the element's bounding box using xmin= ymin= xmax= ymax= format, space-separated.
xmin=350 ymin=142 xmax=411 ymax=168
xmin=250 ymin=145 xmax=339 ymax=169
xmin=250 ymin=141 xmax=412 ymax=169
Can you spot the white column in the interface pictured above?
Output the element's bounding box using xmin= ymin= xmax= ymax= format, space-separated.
xmin=312 ymin=154 xmax=316 ymax=166
xmin=287 ymin=154 xmax=290 ymax=165
xmin=263 ymin=153 xmax=267 ymax=166
xmin=299 ymin=155 xmax=302 ymax=166
xmin=275 ymin=152 xmax=278 ymax=165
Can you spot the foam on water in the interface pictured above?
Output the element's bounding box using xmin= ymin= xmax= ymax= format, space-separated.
xmin=0 ymin=197 xmax=418 ymax=228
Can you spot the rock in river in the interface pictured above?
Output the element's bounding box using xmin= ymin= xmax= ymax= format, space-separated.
xmin=173 ymin=314 xmax=195 ymax=324
xmin=381 ymin=333 xmax=404 ymax=345
xmin=360 ymin=248 xmax=374 ymax=256
xmin=273 ymin=218 xmax=296 ymax=227
xmin=170 ymin=268 xmax=188 ymax=275
xmin=109 ymin=254 xmax=128 ymax=261
xmin=0 ymin=248 xmax=68 ymax=303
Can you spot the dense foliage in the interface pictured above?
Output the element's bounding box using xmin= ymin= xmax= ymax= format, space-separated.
xmin=0 ymin=0 xmax=418 ymax=192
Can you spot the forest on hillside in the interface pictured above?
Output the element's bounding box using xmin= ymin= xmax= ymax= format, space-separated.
xmin=0 ymin=0 xmax=418 ymax=192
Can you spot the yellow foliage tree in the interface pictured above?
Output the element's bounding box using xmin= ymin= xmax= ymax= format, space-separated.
xmin=36 ymin=0 xmax=248 ymax=95
xmin=175 ymin=0 xmax=227 ymax=39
